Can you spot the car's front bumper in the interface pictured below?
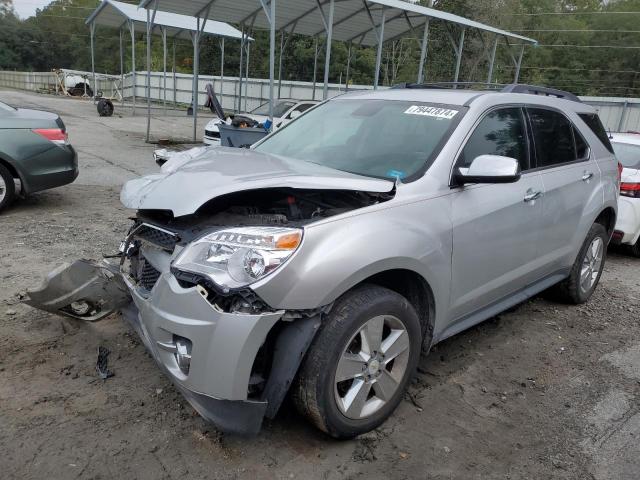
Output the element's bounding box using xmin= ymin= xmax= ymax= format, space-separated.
xmin=614 ymin=196 xmax=640 ymax=245
xmin=121 ymin=272 xmax=284 ymax=434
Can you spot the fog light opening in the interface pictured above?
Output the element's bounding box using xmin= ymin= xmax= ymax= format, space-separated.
xmin=174 ymin=336 xmax=192 ymax=375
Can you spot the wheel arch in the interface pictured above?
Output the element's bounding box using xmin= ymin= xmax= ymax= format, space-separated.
xmin=0 ymin=154 xmax=27 ymax=194
xmin=594 ymin=206 xmax=616 ymax=237
xmin=353 ymin=268 xmax=436 ymax=354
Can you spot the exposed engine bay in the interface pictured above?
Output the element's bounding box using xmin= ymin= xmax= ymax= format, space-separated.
xmin=135 ymin=187 xmax=394 ymax=241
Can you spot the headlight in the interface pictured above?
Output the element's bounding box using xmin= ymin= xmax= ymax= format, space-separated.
xmin=172 ymin=227 xmax=302 ymax=290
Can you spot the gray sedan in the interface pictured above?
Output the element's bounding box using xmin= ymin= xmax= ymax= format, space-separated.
xmin=0 ymin=100 xmax=78 ymax=211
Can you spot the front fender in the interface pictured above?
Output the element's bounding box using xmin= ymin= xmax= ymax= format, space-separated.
xmin=251 ymin=197 xmax=452 ymax=323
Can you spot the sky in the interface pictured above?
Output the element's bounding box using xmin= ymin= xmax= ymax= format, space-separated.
xmin=13 ymin=0 xmax=54 ymax=19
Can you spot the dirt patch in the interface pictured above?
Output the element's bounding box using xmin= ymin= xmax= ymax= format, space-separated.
xmin=1 ymin=184 xmax=640 ymax=479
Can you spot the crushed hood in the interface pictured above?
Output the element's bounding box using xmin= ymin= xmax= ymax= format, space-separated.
xmin=121 ymin=146 xmax=394 ymax=217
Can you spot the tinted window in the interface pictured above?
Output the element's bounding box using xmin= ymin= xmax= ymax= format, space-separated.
xmin=528 ymin=108 xmax=577 ymax=167
xmin=294 ymin=103 xmax=315 ymax=114
xmin=459 ymin=108 xmax=528 ymax=170
xmin=579 ymin=113 xmax=614 ymax=153
xmin=574 ymin=128 xmax=589 ymax=159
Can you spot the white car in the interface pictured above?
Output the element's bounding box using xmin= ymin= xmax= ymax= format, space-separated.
xmin=203 ymin=98 xmax=319 ymax=145
xmin=611 ymin=133 xmax=640 ymax=256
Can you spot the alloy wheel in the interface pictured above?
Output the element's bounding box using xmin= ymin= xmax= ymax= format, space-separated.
xmin=334 ymin=315 xmax=410 ymax=420
xmin=580 ymin=236 xmax=604 ymax=293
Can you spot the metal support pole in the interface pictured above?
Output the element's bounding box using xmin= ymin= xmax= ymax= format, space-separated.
xmin=487 ymin=36 xmax=498 ymax=85
xmin=345 ymin=41 xmax=352 ymax=91
xmin=162 ymin=27 xmax=167 ymax=114
xmin=453 ymin=28 xmax=465 ymax=83
xmin=172 ymin=39 xmax=176 ymax=107
xmin=312 ymin=36 xmax=318 ymax=100
xmin=192 ymin=30 xmax=200 ymax=141
xmin=238 ymin=28 xmax=245 ymax=113
xmin=220 ymin=38 xmax=225 ymax=109
xmin=119 ymin=27 xmax=124 ymax=107
xmin=278 ymin=30 xmax=285 ymax=98
xmin=514 ymin=44 xmax=524 ymax=83
xmin=245 ymin=38 xmax=250 ymax=112
xmin=322 ymin=0 xmax=334 ymax=100
xmin=374 ymin=7 xmax=386 ymax=90
xmin=90 ymin=22 xmax=96 ymax=101
xmin=130 ymin=20 xmax=136 ymax=115
xmin=146 ymin=3 xmax=158 ymax=143
xmin=268 ymin=0 xmax=276 ymax=122
xmin=417 ymin=19 xmax=430 ymax=83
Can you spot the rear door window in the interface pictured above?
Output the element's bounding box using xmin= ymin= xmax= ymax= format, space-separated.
xmin=458 ymin=107 xmax=529 ymax=171
xmin=527 ymin=108 xmax=582 ymax=168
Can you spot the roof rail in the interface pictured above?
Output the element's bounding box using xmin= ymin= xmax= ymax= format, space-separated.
xmin=500 ymin=84 xmax=582 ymax=103
xmin=391 ymin=82 xmax=504 ymax=91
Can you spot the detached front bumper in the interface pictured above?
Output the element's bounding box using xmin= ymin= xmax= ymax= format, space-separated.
xmin=121 ymin=272 xmax=284 ymax=435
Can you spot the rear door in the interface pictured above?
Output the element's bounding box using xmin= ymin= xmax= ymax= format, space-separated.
xmin=449 ymin=107 xmax=545 ymax=321
xmin=526 ymin=107 xmax=601 ymax=269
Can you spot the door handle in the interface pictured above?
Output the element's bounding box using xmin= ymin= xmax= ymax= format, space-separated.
xmin=524 ymin=189 xmax=543 ymax=202
xmin=582 ymin=171 xmax=594 ymax=182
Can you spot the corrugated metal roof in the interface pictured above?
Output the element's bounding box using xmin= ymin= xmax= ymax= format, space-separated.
xmin=87 ymin=0 xmax=248 ymax=41
xmin=136 ymin=0 xmax=536 ymax=47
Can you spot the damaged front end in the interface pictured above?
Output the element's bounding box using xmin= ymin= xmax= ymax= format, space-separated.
xmin=23 ymin=147 xmax=396 ymax=435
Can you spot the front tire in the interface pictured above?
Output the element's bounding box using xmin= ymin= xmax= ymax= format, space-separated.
xmin=293 ymin=284 xmax=421 ymax=438
xmin=0 ymin=163 xmax=16 ymax=212
xmin=553 ymin=223 xmax=608 ymax=304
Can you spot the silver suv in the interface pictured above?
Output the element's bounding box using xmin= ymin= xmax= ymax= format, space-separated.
xmin=27 ymin=85 xmax=619 ymax=438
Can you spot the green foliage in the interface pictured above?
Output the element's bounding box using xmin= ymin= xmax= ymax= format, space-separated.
xmin=0 ymin=0 xmax=638 ymax=96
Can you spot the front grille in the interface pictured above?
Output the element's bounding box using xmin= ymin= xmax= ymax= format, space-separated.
xmin=138 ymin=255 xmax=161 ymax=290
xmin=205 ymin=129 xmax=220 ymax=139
xmin=134 ymin=223 xmax=178 ymax=252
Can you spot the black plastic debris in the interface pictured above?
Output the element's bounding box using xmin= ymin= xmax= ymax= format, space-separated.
xmin=96 ymin=346 xmax=114 ymax=379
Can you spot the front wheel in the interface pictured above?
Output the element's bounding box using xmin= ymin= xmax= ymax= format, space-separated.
xmin=293 ymin=284 xmax=422 ymax=438
xmin=553 ymin=223 xmax=608 ymax=304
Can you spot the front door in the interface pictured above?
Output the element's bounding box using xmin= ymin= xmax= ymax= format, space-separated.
xmin=449 ymin=107 xmax=544 ymax=321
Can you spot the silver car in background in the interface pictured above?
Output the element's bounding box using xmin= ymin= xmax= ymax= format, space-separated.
xmin=26 ymin=85 xmax=619 ymax=438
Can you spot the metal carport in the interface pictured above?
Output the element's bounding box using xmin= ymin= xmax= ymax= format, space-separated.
xmin=86 ymin=0 xmax=249 ymax=142
xmin=137 ymin=0 xmax=536 ymax=137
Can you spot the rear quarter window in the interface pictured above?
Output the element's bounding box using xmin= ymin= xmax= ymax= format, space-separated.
xmin=578 ymin=113 xmax=614 ymax=154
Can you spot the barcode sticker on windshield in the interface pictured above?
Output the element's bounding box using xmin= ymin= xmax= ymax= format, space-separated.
xmin=404 ymin=106 xmax=458 ymax=119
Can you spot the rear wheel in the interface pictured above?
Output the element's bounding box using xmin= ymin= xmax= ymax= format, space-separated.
xmin=293 ymin=284 xmax=421 ymax=438
xmin=0 ymin=163 xmax=16 ymax=212
xmin=631 ymin=238 xmax=640 ymax=258
xmin=552 ymin=223 xmax=608 ymax=304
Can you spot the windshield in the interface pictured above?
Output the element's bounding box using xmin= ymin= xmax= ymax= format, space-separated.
xmin=251 ymin=100 xmax=296 ymax=117
xmin=0 ymin=100 xmax=16 ymax=112
xmin=254 ymin=99 xmax=462 ymax=180
xmin=613 ymin=141 xmax=640 ymax=169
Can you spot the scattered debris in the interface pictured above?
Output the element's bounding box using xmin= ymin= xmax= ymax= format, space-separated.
xmin=96 ymin=346 xmax=114 ymax=379
xmin=6 ymin=309 xmax=16 ymax=316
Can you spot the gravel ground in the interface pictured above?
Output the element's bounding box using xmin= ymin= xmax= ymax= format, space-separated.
xmin=1 ymin=90 xmax=640 ymax=480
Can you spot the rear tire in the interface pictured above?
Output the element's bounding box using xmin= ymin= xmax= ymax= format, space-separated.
xmin=552 ymin=223 xmax=608 ymax=304
xmin=0 ymin=163 xmax=16 ymax=213
xmin=293 ymin=284 xmax=421 ymax=438
xmin=631 ymin=238 xmax=640 ymax=258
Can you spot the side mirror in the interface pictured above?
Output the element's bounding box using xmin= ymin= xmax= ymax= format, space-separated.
xmin=289 ymin=109 xmax=303 ymax=120
xmin=455 ymin=154 xmax=521 ymax=185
